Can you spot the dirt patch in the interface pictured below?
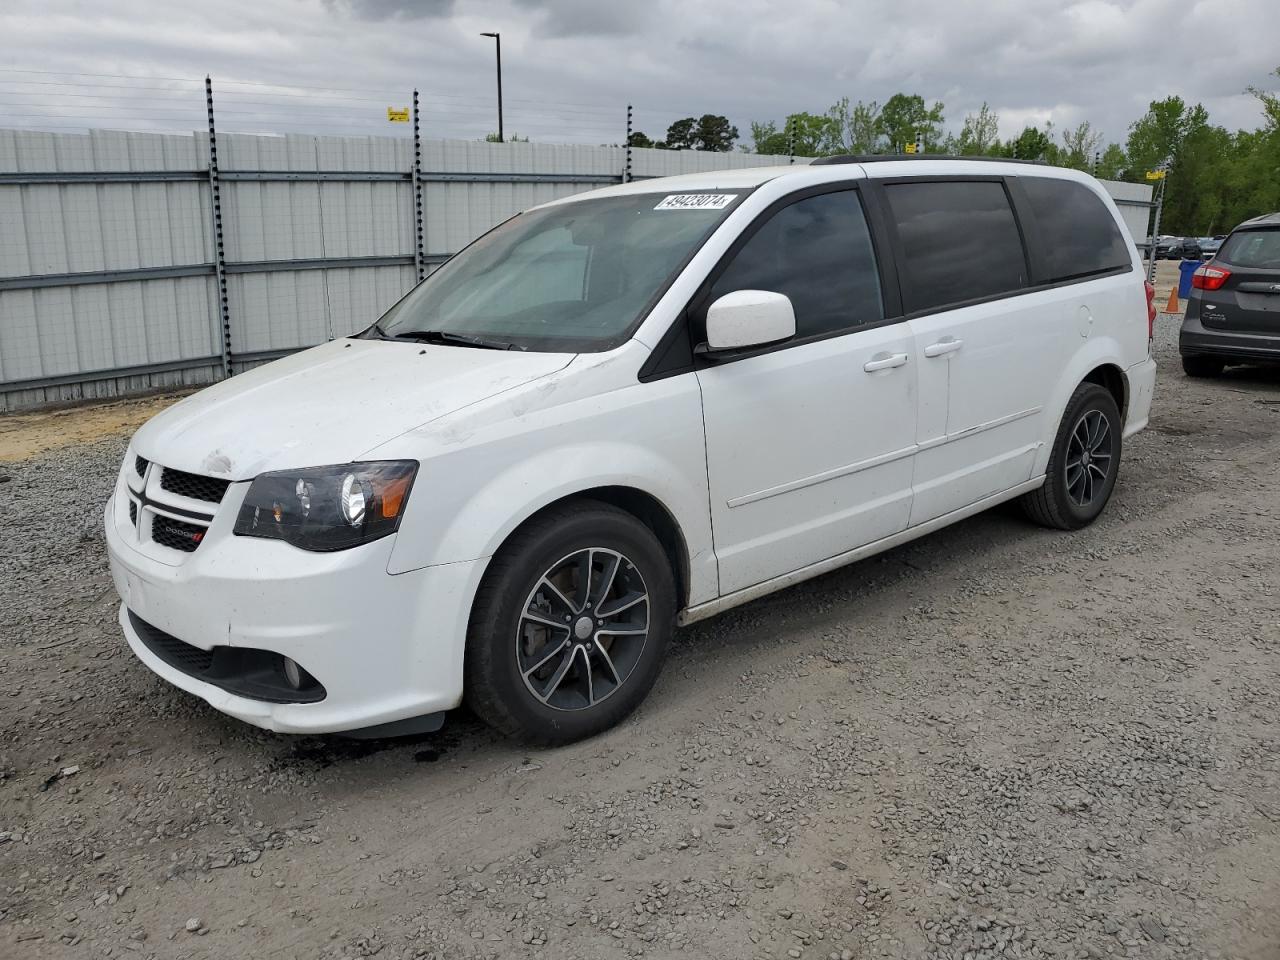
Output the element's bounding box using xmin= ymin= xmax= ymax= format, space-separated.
xmin=0 ymin=393 xmax=186 ymax=463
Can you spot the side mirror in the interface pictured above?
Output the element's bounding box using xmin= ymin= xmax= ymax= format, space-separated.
xmin=704 ymin=290 xmax=796 ymax=352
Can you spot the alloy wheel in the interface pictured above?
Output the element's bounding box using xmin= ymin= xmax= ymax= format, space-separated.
xmin=1064 ymin=409 xmax=1114 ymax=507
xmin=515 ymin=548 xmax=650 ymax=711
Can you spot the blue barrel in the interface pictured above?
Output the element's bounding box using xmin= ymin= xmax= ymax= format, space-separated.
xmin=1178 ymin=258 xmax=1199 ymax=298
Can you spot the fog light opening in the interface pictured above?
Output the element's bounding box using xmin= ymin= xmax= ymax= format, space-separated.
xmin=282 ymin=657 xmax=304 ymax=690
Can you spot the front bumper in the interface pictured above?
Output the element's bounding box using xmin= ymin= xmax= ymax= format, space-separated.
xmin=1180 ymin=313 xmax=1280 ymax=362
xmin=105 ymin=494 xmax=487 ymax=734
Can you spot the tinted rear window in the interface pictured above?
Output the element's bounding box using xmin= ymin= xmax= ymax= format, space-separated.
xmin=885 ymin=180 xmax=1027 ymax=314
xmin=1218 ymin=228 xmax=1280 ymax=269
xmin=1021 ymin=177 xmax=1131 ymax=281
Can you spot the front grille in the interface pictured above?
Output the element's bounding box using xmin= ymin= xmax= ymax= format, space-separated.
xmin=160 ymin=467 xmax=230 ymax=505
xmin=128 ymin=500 xmax=138 ymax=526
xmin=129 ymin=611 xmax=214 ymax=673
xmin=152 ymin=515 xmax=206 ymax=553
xmin=134 ymin=455 xmax=149 ymax=477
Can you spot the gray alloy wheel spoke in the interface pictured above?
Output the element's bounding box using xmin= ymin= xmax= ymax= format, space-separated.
xmin=592 ymin=638 xmax=622 ymax=686
xmin=1090 ymin=418 xmax=1111 ymax=453
xmin=590 ymin=551 xmax=621 ymax=611
xmin=523 ymin=637 xmax=571 ymax=679
xmin=523 ymin=609 xmax=570 ymax=632
xmin=581 ymin=646 xmax=595 ymax=706
xmin=538 ymin=647 xmax=576 ymax=701
xmin=538 ymin=576 xmax=577 ymax=617
xmin=516 ymin=546 xmax=651 ymax=712
xmin=596 ymin=590 xmax=647 ymax=619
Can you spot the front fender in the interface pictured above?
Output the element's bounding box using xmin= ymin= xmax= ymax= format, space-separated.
xmin=382 ymin=366 xmax=718 ymax=606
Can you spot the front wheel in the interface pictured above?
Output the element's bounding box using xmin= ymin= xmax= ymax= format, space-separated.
xmin=464 ymin=501 xmax=675 ymax=745
xmin=1019 ymin=383 xmax=1122 ymax=530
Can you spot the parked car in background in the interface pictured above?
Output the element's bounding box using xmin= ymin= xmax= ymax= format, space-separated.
xmin=105 ymin=159 xmax=1157 ymax=744
xmin=1198 ymin=236 xmax=1225 ymax=257
xmin=1154 ymin=236 xmax=1181 ymax=259
xmin=1181 ymin=213 xmax=1280 ymax=376
xmin=1166 ymin=237 xmax=1203 ymax=260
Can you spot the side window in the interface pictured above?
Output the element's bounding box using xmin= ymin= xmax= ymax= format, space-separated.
xmin=1021 ymin=177 xmax=1131 ymax=281
xmin=885 ymin=180 xmax=1027 ymax=314
xmin=708 ymin=190 xmax=883 ymax=339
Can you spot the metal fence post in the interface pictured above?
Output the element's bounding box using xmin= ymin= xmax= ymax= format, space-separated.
xmin=624 ymin=104 xmax=633 ymax=183
xmin=787 ymin=118 xmax=795 ymax=164
xmin=412 ymin=90 xmax=425 ymax=282
xmin=1147 ymin=177 xmax=1166 ymax=284
xmin=205 ymin=76 xmax=232 ymax=378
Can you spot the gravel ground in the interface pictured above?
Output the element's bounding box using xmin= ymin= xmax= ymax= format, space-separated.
xmin=2 ymin=310 xmax=1279 ymax=960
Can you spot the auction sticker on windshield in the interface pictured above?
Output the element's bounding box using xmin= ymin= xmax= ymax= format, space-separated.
xmin=654 ymin=194 xmax=737 ymax=211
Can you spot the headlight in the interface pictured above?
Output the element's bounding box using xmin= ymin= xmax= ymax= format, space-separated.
xmin=233 ymin=461 xmax=418 ymax=552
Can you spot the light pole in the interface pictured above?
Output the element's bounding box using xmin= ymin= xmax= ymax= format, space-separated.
xmin=480 ymin=31 xmax=503 ymax=143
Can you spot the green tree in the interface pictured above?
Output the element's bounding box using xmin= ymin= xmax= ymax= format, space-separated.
xmin=824 ymin=98 xmax=882 ymax=153
xmin=1001 ymin=125 xmax=1055 ymax=161
xmin=693 ymin=114 xmax=739 ymax=152
xmin=664 ymin=118 xmax=697 ymax=150
xmin=1060 ymin=121 xmax=1102 ymax=170
xmin=627 ymin=131 xmax=654 ymax=148
xmin=955 ymin=103 xmax=1000 ymax=155
xmin=750 ymin=112 xmax=834 ymax=156
xmin=1095 ymin=142 xmax=1127 ymax=180
xmin=1124 ymin=96 xmax=1203 ymax=176
xmin=877 ymin=93 xmax=946 ymax=152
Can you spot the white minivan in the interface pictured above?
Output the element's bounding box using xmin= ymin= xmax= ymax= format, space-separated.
xmin=105 ymin=158 xmax=1157 ymax=744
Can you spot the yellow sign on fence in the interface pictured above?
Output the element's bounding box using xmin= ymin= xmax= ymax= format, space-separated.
xmin=903 ymin=142 xmax=917 ymax=154
xmin=1145 ymin=170 xmax=1166 ymax=180
xmin=387 ymin=107 xmax=410 ymax=123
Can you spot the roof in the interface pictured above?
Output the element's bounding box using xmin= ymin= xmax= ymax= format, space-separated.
xmin=1237 ymin=212 xmax=1280 ymax=229
xmin=538 ymin=156 xmax=1098 ymax=210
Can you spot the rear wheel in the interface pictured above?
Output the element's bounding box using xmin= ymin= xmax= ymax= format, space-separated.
xmin=464 ymin=501 xmax=675 ymax=745
xmin=1019 ymin=383 xmax=1122 ymax=531
xmin=1181 ymin=355 xmax=1225 ymax=378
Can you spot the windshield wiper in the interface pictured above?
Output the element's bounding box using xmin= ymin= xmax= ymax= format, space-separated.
xmin=390 ymin=329 xmax=521 ymax=351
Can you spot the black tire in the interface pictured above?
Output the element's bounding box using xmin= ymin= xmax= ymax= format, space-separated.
xmin=464 ymin=500 xmax=675 ymax=745
xmin=1019 ymin=383 xmax=1122 ymax=531
xmin=1181 ymin=355 xmax=1225 ymax=378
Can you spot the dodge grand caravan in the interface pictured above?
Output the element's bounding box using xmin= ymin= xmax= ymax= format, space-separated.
xmin=105 ymin=158 xmax=1157 ymax=744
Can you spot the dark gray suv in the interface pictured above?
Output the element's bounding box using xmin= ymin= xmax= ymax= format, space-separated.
xmin=1179 ymin=212 xmax=1280 ymax=377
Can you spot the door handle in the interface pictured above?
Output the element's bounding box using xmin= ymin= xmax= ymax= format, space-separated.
xmin=924 ymin=338 xmax=964 ymax=358
xmin=863 ymin=352 xmax=909 ymax=372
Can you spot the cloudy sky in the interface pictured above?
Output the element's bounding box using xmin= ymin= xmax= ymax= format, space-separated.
xmin=0 ymin=0 xmax=1276 ymax=149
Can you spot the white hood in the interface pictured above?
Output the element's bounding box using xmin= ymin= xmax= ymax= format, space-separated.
xmin=131 ymin=339 xmax=573 ymax=480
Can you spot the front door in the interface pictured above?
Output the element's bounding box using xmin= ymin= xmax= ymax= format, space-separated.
xmin=694 ymin=187 xmax=917 ymax=596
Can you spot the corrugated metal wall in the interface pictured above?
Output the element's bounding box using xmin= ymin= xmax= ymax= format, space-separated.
xmin=0 ymin=128 xmax=1153 ymax=412
xmin=0 ymin=129 xmax=790 ymax=410
xmin=0 ymin=130 xmax=221 ymax=410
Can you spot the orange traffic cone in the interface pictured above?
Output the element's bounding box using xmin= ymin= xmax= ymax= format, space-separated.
xmin=1165 ymin=286 xmax=1179 ymax=313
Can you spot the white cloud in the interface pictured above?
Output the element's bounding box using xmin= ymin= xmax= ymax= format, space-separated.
xmin=0 ymin=0 xmax=1274 ymax=146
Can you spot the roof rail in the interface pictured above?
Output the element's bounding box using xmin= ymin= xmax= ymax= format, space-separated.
xmin=810 ymin=154 xmax=1049 ymax=167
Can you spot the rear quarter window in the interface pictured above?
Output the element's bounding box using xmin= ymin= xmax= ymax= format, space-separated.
xmin=1020 ymin=177 xmax=1131 ymax=281
xmin=1218 ymin=229 xmax=1280 ymax=269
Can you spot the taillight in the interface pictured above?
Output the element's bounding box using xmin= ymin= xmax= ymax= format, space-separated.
xmin=1192 ymin=264 xmax=1230 ymax=290
xmin=1144 ymin=280 xmax=1156 ymax=339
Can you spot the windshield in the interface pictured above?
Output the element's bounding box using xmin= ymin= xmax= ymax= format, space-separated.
xmin=375 ymin=191 xmax=744 ymax=351
xmin=1218 ymin=228 xmax=1280 ymax=269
